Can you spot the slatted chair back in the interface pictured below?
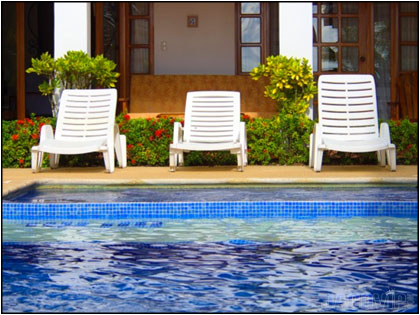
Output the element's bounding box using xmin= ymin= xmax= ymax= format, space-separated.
xmin=318 ymin=74 xmax=380 ymax=141
xmin=55 ymin=89 xmax=118 ymax=141
xmin=183 ymin=91 xmax=241 ymax=144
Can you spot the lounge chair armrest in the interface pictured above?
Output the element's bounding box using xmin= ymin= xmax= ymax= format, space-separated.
xmin=173 ymin=121 xmax=183 ymax=145
xmin=39 ymin=124 xmax=54 ymax=142
xmin=379 ymin=122 xmax=392 ymax=144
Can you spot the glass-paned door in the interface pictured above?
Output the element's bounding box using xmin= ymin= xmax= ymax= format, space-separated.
xmin=103 ymin=2 xmax=118 ymax=64
xmin=238 ymin=2 xmax=263 ymax=73
xmin=236 ymin=2 xmax=278 ymax=74
xmin=129 ymin=2 xmax=153 ymax=74
xmin=399 ymin=2 xmax=418 ymax=72
xmin=313 ymin=2 xmax=367 ymax=74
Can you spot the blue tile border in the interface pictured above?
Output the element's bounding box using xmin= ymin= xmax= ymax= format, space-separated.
xmin=2 ymin=200 xmax=418 ymax=222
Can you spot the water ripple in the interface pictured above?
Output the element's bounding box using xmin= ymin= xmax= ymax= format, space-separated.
xmin=2 ymin=240 xmax=418 ymax=313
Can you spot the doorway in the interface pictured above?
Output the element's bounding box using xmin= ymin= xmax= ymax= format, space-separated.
xmin=1 ymin=2 xmax=54 ymax=120
xmin=312 ymin=2 xmax=418 ymax=120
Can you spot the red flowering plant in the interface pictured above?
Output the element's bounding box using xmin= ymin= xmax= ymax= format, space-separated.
xmin=387 ymin=118 xmax=418 ymax=165
xmin=2 ymin=114 xmax=56 ymax=168
xmin=116 ymin=113 xmax=176 ymax=166
xmin=3 ymin=113 xmax=417 ymax=168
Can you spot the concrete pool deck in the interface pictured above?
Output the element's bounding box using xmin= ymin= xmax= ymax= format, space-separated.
xmin=2 ymin=165 xmax=418 ymax=196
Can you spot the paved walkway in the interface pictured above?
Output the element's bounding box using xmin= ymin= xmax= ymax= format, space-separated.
xmin=2 ymin=165 xmax=417 ymax=196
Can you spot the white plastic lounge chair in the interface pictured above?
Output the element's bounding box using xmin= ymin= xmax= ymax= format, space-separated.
xmin=31 ymin=89 xmax=127 ymax=173
xmin=309 ymin=74 xmax=396 ymax=172
xmin=169 ymin=91 xmax=247 ymax=172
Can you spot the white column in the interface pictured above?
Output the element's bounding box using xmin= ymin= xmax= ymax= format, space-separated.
xmin=279 ymin=2 xmax=313 ymax=64
xmin=279 ymin=2 xmax=314 ymax=118
xmin=54 ymin=3 xmax=91 ymax=58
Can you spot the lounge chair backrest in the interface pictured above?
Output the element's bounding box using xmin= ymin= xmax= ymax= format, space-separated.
xmin=183 ymin=91 xmax=241 ymax=144
xmin=318 ymin=74 xmax=379 ymax=141
xmin=55 ymin=89 xmax=117 ymax=141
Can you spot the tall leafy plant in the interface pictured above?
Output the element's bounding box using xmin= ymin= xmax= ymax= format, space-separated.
xmin=250 ymin=55 xmax=317 ymax=114
xmin=26 ymin=50 xmax=119 ymax=117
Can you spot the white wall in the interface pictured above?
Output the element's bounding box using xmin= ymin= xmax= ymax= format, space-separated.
xmin=54 ymin=3 xmax=91 ymax=58
xmin=279 ymin=2 xmax=314 ymax=118
xmin=154 ymin=2 xmax=235 ymax=75
xmin=279 ymin=3 xmax=313 ymax=65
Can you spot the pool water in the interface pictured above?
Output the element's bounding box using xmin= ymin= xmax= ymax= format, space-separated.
xmin=2 ymin=185 xmax=418 ymax=313
xmin=4 ymin=184 xmax=418 ymax=203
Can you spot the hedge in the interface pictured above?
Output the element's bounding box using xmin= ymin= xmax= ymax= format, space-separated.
xmin=2 ymin=113 xmax=418 ymax=168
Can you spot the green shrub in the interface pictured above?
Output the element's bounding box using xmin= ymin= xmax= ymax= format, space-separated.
xmin=2 ymin=115 xmax=418 ymax=168
xmin=26 ymin=51 xmax=119 ymax=117
xmin=117 ymin=114 xmax=174 ymax=166
xmin=388 ymin=119 xmax=418 ymax=165
xmin=250 ymin=55 xmax=317 ymax=114
xmin=2 ymin=115 xmax=56 ymax=168
xmin=244 ymin=113 xmax=314 ymax=165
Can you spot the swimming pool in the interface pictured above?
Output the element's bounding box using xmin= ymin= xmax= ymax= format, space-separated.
xmin=2 ymin=184 xmax=418 ymax=313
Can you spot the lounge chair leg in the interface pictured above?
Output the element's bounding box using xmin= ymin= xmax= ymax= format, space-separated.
xmin=103 ymin=150 xmax=115 ymax=173
xmin=169 ymin=151 xmax=177 ymax=172
xmin=237 ymin=152 xmax=244 ymax=172
xmin=31 ymin=151 xmax=40 ymax=173
xmin=313 ymin=149 xmax=324 ymax=172
xmin=377 ymin=150 xmax=386 ymax=166
xmin=388 ymin=147 xmax=396 ymax=171
xmin=178 ymin=153 xmax=184 ymax=166
xmin=115 ymin=134 xmax=127 ymax=168
xmin=50 ymin=153 xmax=59 ymax=169
xmin=309 ymin=133 xmax=314 ymax=168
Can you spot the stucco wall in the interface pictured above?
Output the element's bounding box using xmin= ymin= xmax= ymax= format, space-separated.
xmin=279 ymin=3 xmax=313 ymax=64
xmin=54 ymin=3 xmax=91 ymax=58
xmin=154 ymin=2 xmax=236 ymax=75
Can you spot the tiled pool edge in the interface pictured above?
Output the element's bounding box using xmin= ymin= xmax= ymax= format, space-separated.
xmin=3 ymin=200 xmax=418 ymax=221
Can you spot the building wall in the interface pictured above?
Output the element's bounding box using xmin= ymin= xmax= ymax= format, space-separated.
xmin=278 ymin=3 xmax=313 ymax=65
xmin=154 ymin=2 xmax=236 ymax=75
xmin=54 ymin=3 xmax=91 ymax=58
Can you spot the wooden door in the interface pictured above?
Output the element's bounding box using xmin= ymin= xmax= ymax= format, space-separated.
xmin=312 ymin=2 xmax=373 ymax=75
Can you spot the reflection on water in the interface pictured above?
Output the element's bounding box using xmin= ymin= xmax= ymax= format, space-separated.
xmin=3 ymin=215 xmax=419 ymax=313
xmin=2 ymin=240 xmax=418 ymax=313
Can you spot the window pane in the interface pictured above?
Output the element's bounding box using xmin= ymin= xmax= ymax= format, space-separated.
xmin=241 ymin=2 xmax=260 ymax=14
xmin=321 ymin=2 xmax=337 ymax=14
xmin=241 ymin=18 xmax=261 ymax=43
xmin=401 ymin=46 xmax=418 ymax=71
xmin=374 ymin=2 xmax=392 ymax=119
xmin=241 ymin=47 xmax=260 ymax=72
xmin=401 ymin=17 xmax=418 ymax=42
xmin=400 ymin=2 xmax=418 ymax=13
xmin=313 ymin=3 xmax=318 ymax=14
xmin=321 ymin=46 xmax=338 ymax=72
xmin=321 ymin=18 xmax=338 ymax=43
xmin=342 ymin=47 xmax=359 ymax=72
xmin=131 ymin=48 xmax=149 ymax=74
xmin=313 ymin=18 xmax=318 ymax=43
xmin=342 ymin=3 xmax=358 ymax=14
xmin=313 ymin=47 xmax=318 ymax=72
xmin=104 ymin=2 xmax=118 ymax=63
xmin=131 ymin=19 xmax=148 ymax=45
xmin=342 ymin=18 xmax=358 ymax=43
xmin=131 ymin=2 xmax=148 ymax=16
